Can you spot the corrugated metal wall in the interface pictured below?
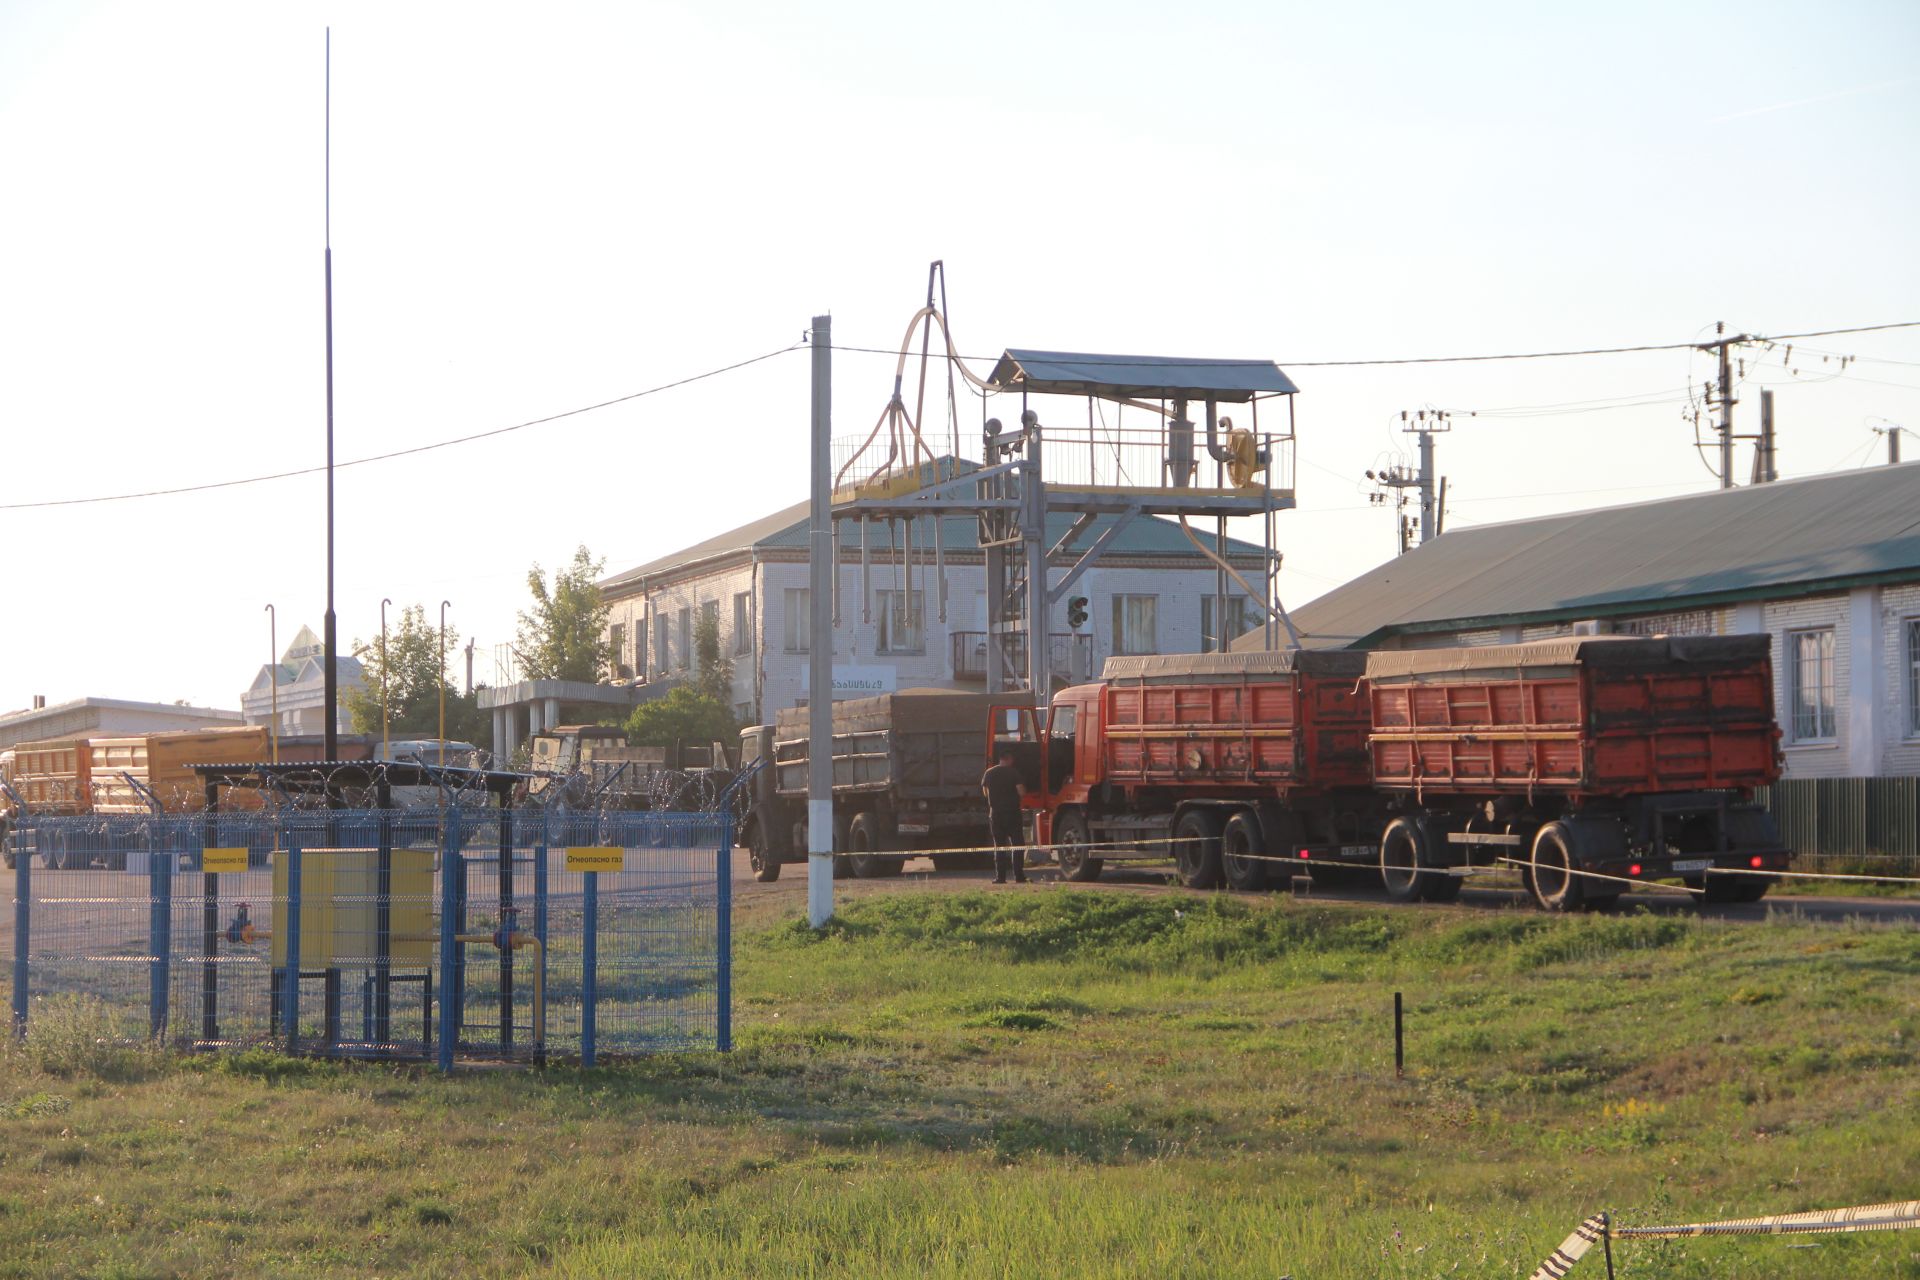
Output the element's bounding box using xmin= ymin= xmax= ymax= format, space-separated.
xmin=1759 ymin=777 xmax=1920 ymax=863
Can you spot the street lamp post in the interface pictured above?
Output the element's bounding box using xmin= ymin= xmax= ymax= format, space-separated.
xmin=438 ymin=601 xmax=451 ymax=766
xmin=380 ymin=597 xmax=393 ymax=760
xmin=264 ymin=604 xmax=279 ymax=764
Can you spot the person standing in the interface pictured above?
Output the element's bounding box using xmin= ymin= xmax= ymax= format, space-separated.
xmin=981 ymin=747 xmax=1027 ymax=884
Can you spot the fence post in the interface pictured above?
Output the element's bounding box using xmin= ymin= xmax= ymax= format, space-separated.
xmin=582 ymin=869 xmax=598 ymax=1069
xmin=436 ymin=809 xmax=460 ymax=1073
xmin=283 ymin=837 xmax=302 ymax=1054
xmin=11 ymin=824 xmax=27 ymax=1039
xmin=717 ymin=814 xmax=732 ymax=1053
xmin=148 ymin=845 xmax=172 ymax=1040
xmin=533 ymin=825 xmax=547 ymax=1068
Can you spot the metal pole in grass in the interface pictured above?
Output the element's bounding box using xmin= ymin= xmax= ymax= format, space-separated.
xmin=717 ymin=813 xmax=732 ymax=1052
xmin=581 ymin=869 xmax=598 ymax=1068
xmin=1601 ymin=1212 xmax=1616 ymax=1279
xmin=1394 ymin=991 xmax=1404 ymax=1079
xmin=11 ymin=826 xmax=27 ymax=1038
xmin=533 ymin=836 xmax=547 ymax=1069
xmin=437 ymin=809 xmax=459 ymax=1073
xmin=149 ymin=849 xmax=172 ymax=1040
xmin=806 ymin=313 xmax=834 ymax=930
xmin=284 ymin=839 xmax=303 ymax=1054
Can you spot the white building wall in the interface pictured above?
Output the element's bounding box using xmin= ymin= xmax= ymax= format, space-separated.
xmin=1882 ymin=583 xmax=1920 ymax=775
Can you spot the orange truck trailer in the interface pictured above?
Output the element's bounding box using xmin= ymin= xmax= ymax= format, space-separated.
xmin=1008 ymin=635 xmax=1790 ymax=910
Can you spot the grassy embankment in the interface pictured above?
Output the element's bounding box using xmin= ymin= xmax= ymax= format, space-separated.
xmin=1 ymin=890 xmax=1916 ymax=1278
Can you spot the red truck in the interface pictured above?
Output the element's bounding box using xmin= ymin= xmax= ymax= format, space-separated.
xmin=1005 ymin=635 xmax=1790 ymax=910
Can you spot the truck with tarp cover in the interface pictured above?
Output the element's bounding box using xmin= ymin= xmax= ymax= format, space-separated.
xmin=737 ymin=689 xmax=1025 ymax=881
xmin=1013 ymin=634 xmax=1790 ymax=909
xmin=1006 ymin=649 xmax=1374 ymax=887
xmin=1360 ymin=633 xmax=1787 ymax=908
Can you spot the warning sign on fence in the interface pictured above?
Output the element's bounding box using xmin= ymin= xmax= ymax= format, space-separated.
xmin=566 ymin=846 xmax=625 ymax=873
xmin=201 ymin=847 xmax=249 ymax=873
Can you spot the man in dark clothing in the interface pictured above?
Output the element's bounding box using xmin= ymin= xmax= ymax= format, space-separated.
xmin=981 ymin=748 xmax=1027 ymax=884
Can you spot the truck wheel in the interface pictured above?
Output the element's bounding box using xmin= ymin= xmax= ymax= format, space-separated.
xmin=745 ymin=816 xmax=780 ymax=883
xmin=846 ymin=812 xmax=901 ymax=878
xmin=1527 ymin=822 xmax=1586 ymax=912
xmin=1172 ymin=809 xmax=1224 ymax=889
xmin=1220 ymin=811 xmax=1267 ymax=892
xmin=1380 ymin=817 xmax=1443 ymax=903
xmin=1054 ymin=810 xmax=1102 ymax=883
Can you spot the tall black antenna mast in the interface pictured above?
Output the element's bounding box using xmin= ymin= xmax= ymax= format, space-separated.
xmin=321 ymin=28 xmax=339 ymax=761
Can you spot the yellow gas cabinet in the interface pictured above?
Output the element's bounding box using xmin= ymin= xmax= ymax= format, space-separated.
xmin=271 ymin=847 xmax=436 ymax=966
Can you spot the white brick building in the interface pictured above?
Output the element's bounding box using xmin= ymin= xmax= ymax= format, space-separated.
xmin=601 ymin=504 xmax=1269 ymax=726
xmin=1239 ymin=462 xmax=1920 ymax=782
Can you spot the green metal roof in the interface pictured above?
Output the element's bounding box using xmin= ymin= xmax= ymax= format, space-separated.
xmin=1244 ymin=463 xmax=1920 ymax=649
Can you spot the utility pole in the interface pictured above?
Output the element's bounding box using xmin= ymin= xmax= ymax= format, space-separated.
xmin=1696 ymin=322 xmax=1751 ymax=489
xmin=1757 ymin=389 xmax=1778 ymax=483
xmin=1367 ymin=410 xmax=1449 ymax=554
xmin=807 ymin=315 xmax=834 ymax=929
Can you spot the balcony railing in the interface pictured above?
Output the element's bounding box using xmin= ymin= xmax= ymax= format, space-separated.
xmin=951 ymin=631 xmax=1094 ymax=686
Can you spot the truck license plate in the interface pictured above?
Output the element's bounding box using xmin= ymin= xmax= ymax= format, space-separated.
xmin=1339 ymin=845 xmax=1373 ymax=859
xmin=897 ymin=822 xmax=931 ymax=835
xmin=1670 ymin=858 xmax=1712 ymax=873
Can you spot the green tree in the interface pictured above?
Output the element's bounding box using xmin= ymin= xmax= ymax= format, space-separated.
xmin=624 ymin=686 xmax=737 ymax=750
xmin=348 ymin=605 xmax=490 ymax=746
xmin=517 ymin=545 xmax=612 ymax=682
xmin=693 ymin=610 xmax=735 ymax=705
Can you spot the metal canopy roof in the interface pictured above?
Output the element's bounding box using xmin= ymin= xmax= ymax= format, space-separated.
xmin=986 ymin=349 xmax=1299 ymax=401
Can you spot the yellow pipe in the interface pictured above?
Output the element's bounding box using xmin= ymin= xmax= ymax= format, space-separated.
xmin=396 ymin=930 xmax=545 ymax=1057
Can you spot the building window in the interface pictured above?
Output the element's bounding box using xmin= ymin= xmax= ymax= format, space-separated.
xmin=1789 ymin=627 xmax=1836 ymax=742
xmin=875 ymin=590 xmax=925 ymax=655
xmin=1201 ymin=595 xmax=1256 ymax=652
xmin=653 ymin=608 xmax=669 ymax=674
xmin=1907 ymin=617 xmax=1920 ymax=738
xmin=733 ymin=592 xmax=753 ymax=656
xmin=1112 ymin=594 xmax=1158 ymax=656
xmin=677 ymin=607 xmax=692 ymax=671
xmin=635 ymin=616 xmax=648 ymax=679
xmin=784 ymin=588 xmax=810 ymax=653
xmin=609 ymin=623 xmax=630 ymax=679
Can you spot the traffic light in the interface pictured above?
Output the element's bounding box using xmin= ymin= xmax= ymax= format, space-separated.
xmin=1067 ymin=596 xmax=1089 ymax=630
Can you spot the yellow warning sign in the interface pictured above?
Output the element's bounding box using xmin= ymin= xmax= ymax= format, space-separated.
xmin=566 ymin=846 xmax=625 ymax=873
xmin=202 ymin=847 xmax=250 ymax=874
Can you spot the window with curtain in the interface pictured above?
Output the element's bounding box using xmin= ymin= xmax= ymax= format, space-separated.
xmin=733 ymin=592 xmax=753 ymax=656
xmin=1789 ymin=628 xmax=1835 ymax=742
xmin=875 ymin=590 xmax=925 ymax=655
xmin=784 ymin=588 xmax=810 ymax=653
xmin=1201 ymin=595 xmax=1256 ymax=651
xmin=1112 ymin=594 xmax=1158 ymax=656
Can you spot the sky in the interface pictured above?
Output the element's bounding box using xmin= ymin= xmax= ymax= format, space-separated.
xmin=2 ymin=0 xmax=1917 ymax=715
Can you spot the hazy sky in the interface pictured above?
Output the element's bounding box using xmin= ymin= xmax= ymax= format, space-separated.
xmin=3 ymin=0 xmax=1916 ymax=714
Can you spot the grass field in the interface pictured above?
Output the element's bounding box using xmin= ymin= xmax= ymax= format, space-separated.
xmin=2 ymin=889 xmax=1916 ymax=1278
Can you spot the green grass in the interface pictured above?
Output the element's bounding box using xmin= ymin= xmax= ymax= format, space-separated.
xmin=2 ymin=890 xmax=1917 ymax=1277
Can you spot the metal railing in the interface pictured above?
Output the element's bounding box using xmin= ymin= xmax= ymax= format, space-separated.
xmin=950 ymin=631 xmax=1094 ymax=685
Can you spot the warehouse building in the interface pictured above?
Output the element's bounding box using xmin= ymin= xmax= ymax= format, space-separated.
xmin=1238 ymin=462 xmax=1920 ymax=781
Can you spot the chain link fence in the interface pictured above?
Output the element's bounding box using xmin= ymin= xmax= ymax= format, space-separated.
xmin=4 ymin=804 xmax=731 ymax=1067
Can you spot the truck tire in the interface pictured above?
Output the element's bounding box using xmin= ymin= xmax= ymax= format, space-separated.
xmin=787 ymin=817 xmax=852 ymax=878
xmin=1380 ymin=816 xmax=1448 ymax=903
xmin=1053 ymin=809 xmax=1102 ymax=883
xmin=1172 ymin=808 xmax=1224 ymax=889
xmin=847 ymin=812 xmax=902 ymax=878
xmin=745 ymin=814 xmax=780 ymax=883
xmin=1701 ymin=806 xmax=1777 ymax=903
xmin=1527 ymin=822 xmax=1586 ymax=912
xmin=1220 ymin=810 xmax=1267 ymax=892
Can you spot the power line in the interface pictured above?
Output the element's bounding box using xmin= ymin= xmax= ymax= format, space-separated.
xmin=831 ymin=320 xmax=1919 ymax=372
xmin=0 ymin=342 xmax=805 ymax=511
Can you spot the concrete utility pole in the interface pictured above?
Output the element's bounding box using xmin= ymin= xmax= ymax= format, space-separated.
xmin=1367 ymin=410 xmax=1448 ymax=555
xmin=1697 ymin=322 xmax=1751 ymax=490
xmin=1757 ymin=389 xmax=1778 ymax=483
xmin=807 ymin=315 xmax=834 ymax=929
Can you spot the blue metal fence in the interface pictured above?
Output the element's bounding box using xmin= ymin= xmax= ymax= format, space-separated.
xmin=4 ymin=806 xmax=731 ymax=1068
